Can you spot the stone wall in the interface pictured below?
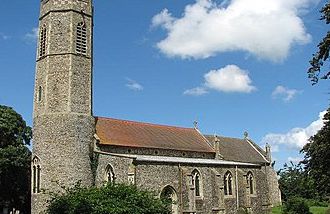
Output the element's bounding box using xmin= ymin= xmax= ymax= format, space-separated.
xmin=96 ymin=148 xmax=272 ymax=214
xmin=32 ymin=1 xmax=94 ymax=213
xmin=32 ymin=114 xmax=95 ymax=213
xmin=267 ymin=166 xmax=282 ymax=206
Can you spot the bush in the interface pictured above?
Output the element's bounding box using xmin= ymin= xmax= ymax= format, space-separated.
xmin=47 ymin=183 xmax=171 ymax=214
xmin=306 ymin=198 xmax=329 ymax=207
xmin=283 ymin=197 xmax=311 ymax=214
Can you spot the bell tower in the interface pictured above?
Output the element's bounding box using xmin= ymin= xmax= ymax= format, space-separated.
xmin=32 ymin=0 xmax=94 ymax=213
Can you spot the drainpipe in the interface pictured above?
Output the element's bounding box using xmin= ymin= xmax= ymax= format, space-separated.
xmin=235 ymin=166 xmax=239 ymax=210
xmin=179 ymin=163 xmax=183 ymax=214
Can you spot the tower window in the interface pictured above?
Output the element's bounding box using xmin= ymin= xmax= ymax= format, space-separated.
xmin=76 ymin=22 xmax=87 ymax=55
xmin=32 ymin=156 xmax=41 ymax=194
xmin=38 ymin=86 xmax=42 ymax=102
xmin=224 ymin=171 xmax=233 ymax=196
xmin=39 ymin=26 xmax=47 ymax=57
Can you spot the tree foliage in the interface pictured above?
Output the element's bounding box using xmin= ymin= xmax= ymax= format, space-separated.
xmin=301 ymin=107 xmax=330 ymax=198
xmin=277 ymin=162 xmax=317 ymax=201
xmin=0 ymin=105 xmax=32 ymax=213
xmin=47 ymin=183 xmax=172 ymax=214
xmin=0 ymin=105 xmax=32 ymax=147
xmin=283 ymin=197 xmax=312 ymax=214
xmin=308 ymin=2 xmax=330 ymax=84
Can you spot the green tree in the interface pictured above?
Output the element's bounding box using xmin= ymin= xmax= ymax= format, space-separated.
xmin=283 ymin=197 xmax=312 ymax=214
xmin=0 ymin=105 xmax=32 ymax=213
xmin=308 ymin=2 xmax=330 ymax=84
xmin=301 ymin=107 xmax=330 ymax=198
xmin=47 ymin=183 xmax=172 ymax=214
xmin=277 ymin=162 xmax=316 ymax=201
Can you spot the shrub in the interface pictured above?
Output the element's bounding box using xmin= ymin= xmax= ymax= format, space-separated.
xmin=306 ymin=198 xmax=329 ymax=207
xmin=47 ymin=183 xmax=171 ymax=214
xmin=283 ymin=197 xmax=311 ymax=214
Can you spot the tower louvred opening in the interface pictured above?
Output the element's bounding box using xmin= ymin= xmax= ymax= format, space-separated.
xmin=39 ymin=26 xmax=47 ymax=57
xmin=76 ymin=22 xmax=87 ymax=55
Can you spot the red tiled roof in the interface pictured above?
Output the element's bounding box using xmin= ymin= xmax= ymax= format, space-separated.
xmin=95 ymin=117 xmax=215 ymax=153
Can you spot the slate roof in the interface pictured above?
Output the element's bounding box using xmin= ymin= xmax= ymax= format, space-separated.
xmin=95 ymin=117 xmax=215 ymax=153
xmin=205 ymin=135 xmax=269 ymax=164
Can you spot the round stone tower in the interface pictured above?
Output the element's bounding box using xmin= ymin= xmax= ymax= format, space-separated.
xmin=31 ymin=0 xmax=94 ymax=213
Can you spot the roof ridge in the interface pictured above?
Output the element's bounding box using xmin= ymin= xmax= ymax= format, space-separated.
xmin=95 ymin=116 xmax=195 ymax=130
xmin=196 ymin=129 xmax=216 ymax=151
xmin=205 ymin=134 xmax=244 ymax=141
xmin=245 ymin=139 xmax=269 ymax=163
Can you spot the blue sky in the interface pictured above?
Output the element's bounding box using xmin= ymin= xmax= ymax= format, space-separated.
xmin=0 ymin=0 xmax=329 ymax=169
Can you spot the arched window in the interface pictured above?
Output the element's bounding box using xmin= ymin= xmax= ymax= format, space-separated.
xmin=76 ymin=22 xmax=87 ymax=55
xmin=32 ymin=156 xmax=41 ymax=193
xmin=247 ymin=172 xmax=254 ymax=195
xmin=192 ymin=169 xmax=202 ymax=197
xmin=160 ymin=186 xmax=178 ymax=214
xmin=39 ymin=26 xmax=47 ymax=57
xmin=105 ymin=164 xmax=115 ymax=184
xmin=224 ymin=171 xmax=233 ymax=196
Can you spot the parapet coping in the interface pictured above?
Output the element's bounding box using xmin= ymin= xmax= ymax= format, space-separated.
xmin=134 ymin=155 xmax=260 ymax=166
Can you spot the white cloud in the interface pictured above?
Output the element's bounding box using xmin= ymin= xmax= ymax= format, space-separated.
xmin=0 ymin=32 xmax=9 ymax=40
xmin=24 ymin=28 xmax=38 ymax=42
xmin=204 ymin=65 xmax=256 ymax=93
xmin=125 ymin=78 xmax=144 ymax=91
xmin=151 ymin=9 xmax=175 ymax=29
xmin=152 ymin=0 xmax=313 ymax=61
xmin=272 ymin=85 xmax=301 ymax=102
xmin=183 ymin=87 xmax=208 ymax=96
xmin=261 ymin=110 xmax=326 ymax=151
xmin=184 ymin=64 xmax=256 ymax=95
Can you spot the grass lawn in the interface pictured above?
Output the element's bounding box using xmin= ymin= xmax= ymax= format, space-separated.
xmin=271 ymin=206 xmax=329 ymax=214
xmin=310 ymin=206 xmax=329 ymax=214
xmin=271 ymin=206 xmax=282 ymax=214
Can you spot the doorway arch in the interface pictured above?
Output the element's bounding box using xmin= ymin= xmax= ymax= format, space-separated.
xmin=160 ymin=185 xmax=178 ymax=214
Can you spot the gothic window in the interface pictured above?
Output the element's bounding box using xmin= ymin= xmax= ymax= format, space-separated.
xmin=105 ymin=164 xmax=115 ymax=184
xmin=38 ymin=86 xmax=42 ymax=102
xmin=76 ymin=22 xmax=87 ymax=55
xmin=224 ymin=171 xmax=233 ymax=196
xmin=247 ymin=172 xmax=255 ymax=195
xmin=39 ymin=26 xmax=47 ymax=57
xmin=32 ymin=156 xmax=41 ymax=194
xmin=192 ymin=169 xmax=202 ymax=197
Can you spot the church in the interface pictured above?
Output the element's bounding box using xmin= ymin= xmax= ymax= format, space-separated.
xmin=31 ymin=0 xmax=281 ymax=213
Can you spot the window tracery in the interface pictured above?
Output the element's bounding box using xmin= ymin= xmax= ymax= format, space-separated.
xmin=105 ymin=164 xmax=115 ymax=184
xmin=247 ymin=172 xmax=255 ymax=195
xmin=192 ymin=169 xmax=202 ymax=197
xmin=224 ymin=171 xmax=233 ymax=196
